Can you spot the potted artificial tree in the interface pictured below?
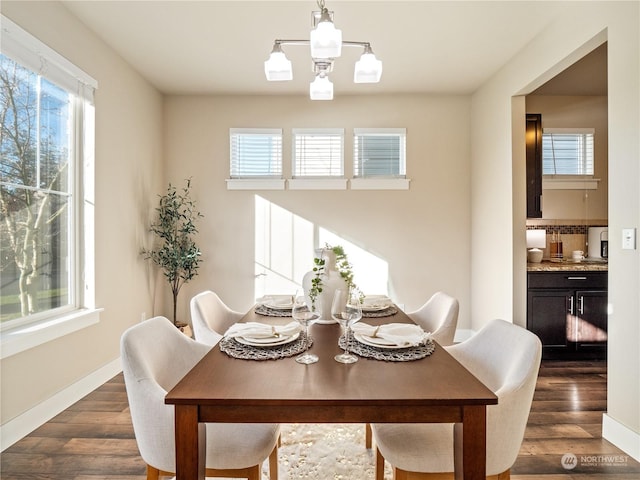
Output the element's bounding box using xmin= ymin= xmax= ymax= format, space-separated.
xmin=143 ymin=178 xmax=203 ymax=328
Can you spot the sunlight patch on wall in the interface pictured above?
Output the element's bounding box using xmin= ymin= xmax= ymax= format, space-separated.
xmin=255 ymin=196 xmax=389 ymax=299
xmin=319 ymin=229 xmax=389 ymax=296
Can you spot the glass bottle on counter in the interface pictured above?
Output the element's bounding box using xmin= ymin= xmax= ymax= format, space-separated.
xmin=550 ymin=232 xmax=563 ymax=259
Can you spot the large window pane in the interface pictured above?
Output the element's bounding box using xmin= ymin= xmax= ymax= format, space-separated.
xmin=1 ymin=53 xmax=73 ymax=323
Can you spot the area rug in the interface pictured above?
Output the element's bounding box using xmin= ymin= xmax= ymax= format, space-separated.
xmin=272 ymin=423 xmax=393 ymax=480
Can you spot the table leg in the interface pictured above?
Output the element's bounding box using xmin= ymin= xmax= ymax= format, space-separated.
xmin=175 ymin=404 xmax=205 ymax=480
xmin=453 ymin=405 xmax=486 ymax=480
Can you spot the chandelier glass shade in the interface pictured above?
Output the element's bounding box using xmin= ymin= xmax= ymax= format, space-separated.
xmin=264 ymin=44 xmax=293 ymax=81
xmin=353 ymin=45 xmax=383 ymax=83
xmin=309 ymin=11 xmax=342 ymax=58
xmin=309 ymin=74 xmax=334 ymax=100
xmin=264 ymin=0 xmax=382 ymax=100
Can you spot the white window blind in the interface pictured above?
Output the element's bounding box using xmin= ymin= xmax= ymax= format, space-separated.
xmin=292 ymin=128 xmax=344 ymax=177
xmin=542 ymin=128 xmax=594 ymax=175
xmin=230 ymin=129 xmax=282 ymax=178
xmin=354 ymin=128 xmax=406 ymax=178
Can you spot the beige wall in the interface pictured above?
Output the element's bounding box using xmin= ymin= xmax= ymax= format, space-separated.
xmin=163 ymin=94 xmax=473 ymax=328
xmin=1 ymin=2 xmax=163 ymax=425
xmin=527 ymin=95 xmax=608 ymax=220
xmin=471 ymin=1 xmax=639 ymax=455
xmin=2 ymin=0 xmax=638 ymax=462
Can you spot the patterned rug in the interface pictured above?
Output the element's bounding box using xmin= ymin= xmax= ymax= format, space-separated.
xmin=274 ymin=423 xmax=392 ymax=480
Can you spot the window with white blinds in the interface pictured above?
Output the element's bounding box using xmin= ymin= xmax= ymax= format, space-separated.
xmin=354 ymin=128 xmax=406 ymax=178
xmin=292 ymin=128 xmax=344 ymax=177
xmin=542 ymin=128 xmax=594 ymax=176
xmin=230 ymin=129 xmax=282 ymax=178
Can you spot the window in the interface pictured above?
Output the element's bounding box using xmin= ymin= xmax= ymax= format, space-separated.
xmin=292 ymin=128 xmax=344 ymax=177
xmin=354 ymin=128 xmax=406 ymax=178
xmin=542 ymin=128 xmax=594 ymax=176
xmin=1 ymin=16 xmax=97 ymax=341
xmin=229 ymin=128 xmax=283 ymax=178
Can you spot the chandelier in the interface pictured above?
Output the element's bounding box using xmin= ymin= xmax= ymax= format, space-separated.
xmin=264 ymin=0 xmax=383 ymax=100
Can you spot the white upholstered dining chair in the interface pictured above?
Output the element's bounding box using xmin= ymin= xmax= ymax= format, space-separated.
xmin=121 ymin=316 xmax=279 ymax=480
xmin=190 ymin=290 xmax=243 ymax=346
xmin=365 ymin=291 xmax=460 ymax=449
xmin=371 ymin=319 xmax=542 ymax=480
xmin=406 ymin=291 xmax=459 ymax=346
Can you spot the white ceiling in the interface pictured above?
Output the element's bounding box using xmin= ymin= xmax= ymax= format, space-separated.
xmin=61 ymin=1 xmax=604 ymax=97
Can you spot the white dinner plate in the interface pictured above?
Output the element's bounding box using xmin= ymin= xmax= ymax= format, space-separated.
xmin=360 ymin=303 xmax=390 ymax=312
xmin=236 ymin=332 xmax=300 ymax=347
xmin=263 ymin=302 xmax=293 ymax=310
xmin=354 ymin=333 xmax=412 ymax=349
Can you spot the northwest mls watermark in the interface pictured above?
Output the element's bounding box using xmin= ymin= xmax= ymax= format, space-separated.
xmin=561 ymin=452 xmax=630 ymax=470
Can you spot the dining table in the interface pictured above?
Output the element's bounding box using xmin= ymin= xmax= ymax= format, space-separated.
xmin=165 ymin=303 xmax=498 ymax=480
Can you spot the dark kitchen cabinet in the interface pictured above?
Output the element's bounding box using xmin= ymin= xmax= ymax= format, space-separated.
xmin=527 ymin=271 xmax=607 ymax=359
xmin=526 ymin=113 xmax=542 ymax=218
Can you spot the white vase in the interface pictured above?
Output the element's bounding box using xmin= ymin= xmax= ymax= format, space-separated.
xmin=302 ymin=248 xmax=347 ymax=322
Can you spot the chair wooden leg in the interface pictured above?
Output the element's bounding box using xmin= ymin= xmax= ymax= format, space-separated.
xmin=366 ymin=423 xmax=373 ymax=449
xmin=269 ymin=444 xmax=279 ymax=480
xmin=375 ymin=446 xmax=385 ymax=480
xmin=246 ymin=464 xmax=261 ymax=480
xmin=146 ymin=465 xmax=160 ymax=480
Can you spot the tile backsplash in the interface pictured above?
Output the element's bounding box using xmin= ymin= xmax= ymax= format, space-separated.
xmin=526 ymin=220 xmax=607 ymax=260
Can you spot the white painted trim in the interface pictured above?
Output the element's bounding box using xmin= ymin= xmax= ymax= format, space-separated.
xmin=226 ymin=179 xmax=286 ymax=190
xmin=543 ymin=178 xmax=600 ymax=190
xmin=0 ymin=357 xmax=122 ymax=451
xmin=1 ymin=308 xmax=103 ymax=359
xmin=350 ymin=178 xmax=410 ymax=190
xmin=603 ymin=413 xmax=640 ymax=462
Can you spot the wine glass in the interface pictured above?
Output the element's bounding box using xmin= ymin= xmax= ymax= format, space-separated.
xmin=292 ymin=296 xmax=321 ymax=364
xmin=331 ymin=289 xmax=363 ymax=363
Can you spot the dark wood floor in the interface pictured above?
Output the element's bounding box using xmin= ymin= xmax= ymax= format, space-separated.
xmin=2 ymin=360 xmax=639 ymax=479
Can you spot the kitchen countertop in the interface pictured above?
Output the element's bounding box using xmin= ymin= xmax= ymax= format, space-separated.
xmin=527 ymin=260 xmax=608 ymax=272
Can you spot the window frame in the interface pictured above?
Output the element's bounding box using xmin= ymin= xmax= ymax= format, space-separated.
xmin=542 ymin=128 xmax=595 ymax=177
xmin=351 ymin=127 xmax=409 ymax=190
xmin=227 ymin=128 xmax=286 ymax=190
xmin=289 ymin=128 xmax=347 ymax=190
xmin=353 ymin=128 xmax=407 ymax=179
xmin=0 ymin=15 xmax=100 ymax=358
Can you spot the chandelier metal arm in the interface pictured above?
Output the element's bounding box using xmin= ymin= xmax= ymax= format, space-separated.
xmin=274 ymin=39 xmax=372 ymax=50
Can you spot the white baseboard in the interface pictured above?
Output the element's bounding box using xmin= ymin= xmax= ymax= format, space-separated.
xmin=1 ymin=357 xmax=122 ymax=451
xmin=602 ymin=413 xmax=640 ymax=462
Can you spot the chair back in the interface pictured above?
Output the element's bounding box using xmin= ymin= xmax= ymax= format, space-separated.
xmin=190 ymin=290 xmax=243 ymax=346
xmin=408 ymin=291 xmax=459 ymax=345
xmin=121 ymin=316 xmax=210 ymax=473
xmin=446 ymin=319 xmax=542 ymax=475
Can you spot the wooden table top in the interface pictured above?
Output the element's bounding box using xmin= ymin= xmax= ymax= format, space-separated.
xmin=166 ymin=307 xmax=497 ymax=422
